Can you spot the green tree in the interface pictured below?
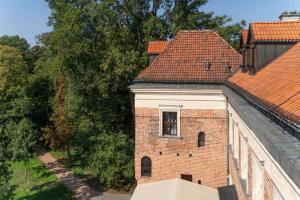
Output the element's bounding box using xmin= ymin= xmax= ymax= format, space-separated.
xmin=0 ymin=45 xmax=27 ymax=92
xmin=0 ymin=35 xmax=29 ymax=56
xmin=43 ymin=76 xmax=73 ymax=157
xmin=0 ymin=35 xmax=45 ymax=73
xmin=44 ymin=0 xmax=245 ymax=189
xmin=0 ymin=127 xmax=15 ymax=200
xmin=24 ymin=75 xmax=54 ymax=131
xmin=88 ymin=132 xmax=134 ymax=189
xmin=10 ymin=119 xmax=38 ymax=183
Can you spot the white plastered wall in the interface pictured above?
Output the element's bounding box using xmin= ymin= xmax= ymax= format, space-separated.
xmin=132 ymin=88 xmax=227 ymax=110
xmin=228 ymin=104 xmax=300 ymax=200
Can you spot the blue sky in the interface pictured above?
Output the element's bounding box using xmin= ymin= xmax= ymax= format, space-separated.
xmin=0 ymin=0 xmax=300 ymax=45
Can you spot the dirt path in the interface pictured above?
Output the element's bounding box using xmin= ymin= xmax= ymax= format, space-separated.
xmin=37 ymin=148 xmax=131 ymax=200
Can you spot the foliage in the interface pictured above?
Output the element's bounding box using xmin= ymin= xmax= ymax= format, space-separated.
xmin=11 ymin=157 xmax=74 ymax=200
xmin=0 ymin=45 xmax=27 ymax=92
xmin=0 ymin=0 xmax=246 ymax=193
xmin=88 ymin=132 xmax=134 ymax=189
xmin=43 ymin=0 xmax=245 ymax=189
xmin=43 ymin=76 xmax=73 ymax=156
xmin=0 ymin=127 xmax=15 ymax=200
xmin=10 ymin=118 xmax=39 ymax=182
xmin=0 ymin=35 xmax=44 ymax=73
xmin=24 ymin=75 xmax=54 ymax=132
xmin=0 ymin=35 xmax=29 ymax=56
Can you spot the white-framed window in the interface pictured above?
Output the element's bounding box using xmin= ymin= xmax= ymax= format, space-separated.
xmin=240 ymin=134 xmax=248 ymax=194
xmin=252 ymin=153 xmax=264 ymax=200
xmin=159 ymin=105 xmax=181 ymax=137
xmin=233 ymin=122 xmax=239 ymax=167
xmin=229 ymin=115 xmax=234 ymax=151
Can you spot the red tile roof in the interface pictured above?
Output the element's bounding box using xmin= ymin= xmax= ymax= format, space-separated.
xmin=147 ymin=41 xmax=169 ymax=54
xmin=250 ymin=21 xmax=300 ymax=42
xmin=136 ymin=30 xmax=242 ymax=83
xmin=241 ymin=30 xmax=248 ymax=45
xmin=228 ymin=42 xmax=300 ymax=124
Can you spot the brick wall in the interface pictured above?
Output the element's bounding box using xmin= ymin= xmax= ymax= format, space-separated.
xmin=264 ymin=171 xmax=273 ymax=200
xmin=135 ymin=108 xmax=227 ymax=188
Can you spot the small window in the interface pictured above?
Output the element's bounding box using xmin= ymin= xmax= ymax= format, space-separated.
xmin=198 ymin=132 xmax=205 ymax=147
xmin=141 ymin=156 xmax=152 ymax=177
xmin=181 ymin=174 xmax=193 ymax=182
xmin=162 ymin=112 xmax=177 ymax=136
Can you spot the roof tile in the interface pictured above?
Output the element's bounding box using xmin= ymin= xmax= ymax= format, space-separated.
xmin=251 ymin=21 xmax=300 ymax=42
xmin=137 ymin=30 xmax=242 ymax=83
xmin=228 ymin=42 xmax=300 ymax=124
xmin=147 ymin=41 xmax=169 ymax=54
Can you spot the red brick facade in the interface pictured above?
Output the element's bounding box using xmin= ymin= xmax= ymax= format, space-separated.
xmin=264 ymin=171 xmax=273 ymax=200
xmin=135 ymin=108 xmax=227 ymax=188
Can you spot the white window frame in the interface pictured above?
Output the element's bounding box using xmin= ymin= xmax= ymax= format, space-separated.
xmin=233 ymin=122 xmax=239 ymax=167
xmin=229 ymin=114 xmax=234 ymax=151
xmin=240 ymin=134 xmax=249 ymax=194
xmin=252 ymin=153 xmax=264 ymax=200
xmin=159 ymin=105 xmax=182 ymax=137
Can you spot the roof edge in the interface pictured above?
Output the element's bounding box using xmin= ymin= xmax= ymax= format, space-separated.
xmin=226 ymin=81 xmax=300 ymax=140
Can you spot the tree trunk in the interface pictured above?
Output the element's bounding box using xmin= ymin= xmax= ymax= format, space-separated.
xmin=24 ymin=160 xmax=30 ymax=183
xmin=27 ymin=162 xmax=30 ymax=183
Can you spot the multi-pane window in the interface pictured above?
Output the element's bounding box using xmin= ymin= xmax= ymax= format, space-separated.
xmin=141 ymin=156 xmax=152 ymax=177
xmin=162 ymin=112 xmax=177 ymax=136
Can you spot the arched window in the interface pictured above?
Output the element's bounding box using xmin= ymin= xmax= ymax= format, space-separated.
xmin=141 ymin=156 xmax=152 ymax=177
xmin=198 ymin=132 xmax=205 ymax=147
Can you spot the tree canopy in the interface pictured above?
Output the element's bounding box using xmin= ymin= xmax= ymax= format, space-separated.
xmin=0 ymin=1 xmax=245 ymax=195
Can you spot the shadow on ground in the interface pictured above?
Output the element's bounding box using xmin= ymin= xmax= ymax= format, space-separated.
xmin=18 ymin=182 xmax=74 ymax=200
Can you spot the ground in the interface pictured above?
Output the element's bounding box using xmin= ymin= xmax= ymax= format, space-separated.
xmin=10 ymin=148 xmax=132 ymax=200
xmin=42 ymin=147 xmax=132 ymax=200
xmin=11 ymin=156 xmax=74 ymax=200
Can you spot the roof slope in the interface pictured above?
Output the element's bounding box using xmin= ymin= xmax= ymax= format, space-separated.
xmin=228 ymin=42 xmax=300 ymax=124
xmin=147 ymin=41 xmax=169 ymax=54
xmin=251 ymin=21 xmax=300 ymax=42
xmin=136 ymin=30 xmax=242 ymax=83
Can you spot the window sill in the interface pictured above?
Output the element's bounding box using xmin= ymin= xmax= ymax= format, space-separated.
xmin=158 ymin=135 xmax=183 ymax=139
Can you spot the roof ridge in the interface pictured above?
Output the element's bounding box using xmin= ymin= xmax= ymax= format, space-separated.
xmin=149 ymin=40 xmax=169 ymax=43
xmin=178 ymin=29 xmax=216 ymax=33
xmin=251 ymin=21 xmax=300 ymax=24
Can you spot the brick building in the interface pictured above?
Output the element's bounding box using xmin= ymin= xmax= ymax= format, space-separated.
xmin=130 ymin=20 xmax=300 ymax=200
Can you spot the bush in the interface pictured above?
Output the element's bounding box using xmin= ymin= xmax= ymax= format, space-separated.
xmin=88 ymin=132 xmax=134 ymax=190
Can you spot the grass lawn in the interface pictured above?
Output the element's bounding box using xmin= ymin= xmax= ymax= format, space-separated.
xmin=11 ymin=156 xmax=74 ymax=200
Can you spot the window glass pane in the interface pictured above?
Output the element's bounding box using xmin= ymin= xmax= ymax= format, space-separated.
xmin=163 ymin=112 xmax=170 ymax=135
xmin=162 ymin=111 xmax=177 ymax=136
xmin=141 ymin=156 xmax=152 ymax=177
